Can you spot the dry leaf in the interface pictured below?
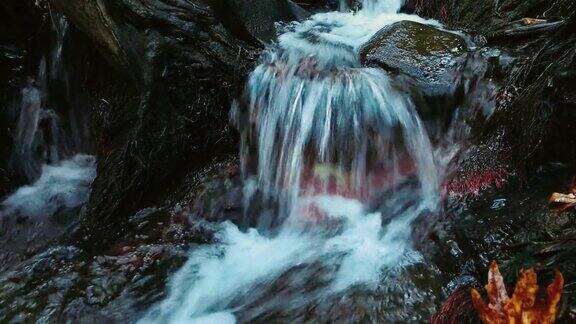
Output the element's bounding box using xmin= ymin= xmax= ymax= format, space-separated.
xmin=549 ymin=178 xmax=576 ymax=211
xmin=471 ymin=261 xmax=564 ymax=324
xmin=549 ymin=193 xmax=576 ymax=204
xmin=521 ymin=18 xmax=548 ymax=25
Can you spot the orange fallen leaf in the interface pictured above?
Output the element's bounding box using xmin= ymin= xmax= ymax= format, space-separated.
xmin=471 ymin=261 xmax=564 ymax=324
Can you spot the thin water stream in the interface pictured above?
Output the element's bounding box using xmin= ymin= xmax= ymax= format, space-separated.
xmin=1 ymin=13 xmax=96 ymax=248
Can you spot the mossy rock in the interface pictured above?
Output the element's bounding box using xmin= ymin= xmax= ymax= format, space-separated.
xmin=360 ymin=20 xmax=468 ymax=97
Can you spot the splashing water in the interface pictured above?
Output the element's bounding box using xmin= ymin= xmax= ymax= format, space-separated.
xmin=1 ymin=155 xmax=96 ymax=219
xmin=349 ymin=0 xmax=406 ymax=13
xmin=143 ymin=1 xmax=452 ymax=322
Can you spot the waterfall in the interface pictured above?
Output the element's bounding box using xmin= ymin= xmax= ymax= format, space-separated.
xmin=238 ymin=49 xmax=438 ymax=224
xmin=338 ymin=0 xmax=405 ymax=13
xmin=1 ymin=14 xmax=95 ymax=220
xmin=360 ymin=0 xmax=405 ymax=13
xmin=142 ymin=2 xmax=452 ymax=323
xmin=11 ymin=14 xmax=69 ymax=182
xmin=13 ymin=79 xmax=43 ymax=181
xmin=12 ymin=77 xmax=67 ymax=181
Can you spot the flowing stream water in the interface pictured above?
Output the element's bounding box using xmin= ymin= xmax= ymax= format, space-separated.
xmin=141 ymin=1 xmax=462 ymax=323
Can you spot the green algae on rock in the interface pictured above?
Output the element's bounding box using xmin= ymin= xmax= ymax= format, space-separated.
xmin=360 ymin=20 xmax=467 ymax=97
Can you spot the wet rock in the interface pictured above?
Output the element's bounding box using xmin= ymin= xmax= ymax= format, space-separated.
xmin=48 ymin=0 xmax=257 ymax=250
xmin=192 ymin=174 xmax=244 ymax=224
xmin=0 ymin=173 xmax=213 ymax=322
xmin=287 ymin=1 xmax=312 ymax=21
xmin=212 ymin=0 xmax=310 ymax=44
xmin=431 ymin=284 xmax=479 ymax=324
xmin=129 ymin=207 xmax=159 ymax=227
xmin=0 ymin=213 xmax=80 ymax=272
xmin=360 ymin=20 xmax=468 ymax=98
xmin=188 ymin=159 xmax=281 ymax=230
xmin=298 ymin=0 xmax=330 ymax=9
xmin=292 ymin=0 xmax=352 ymax=11
xmin=61 ymin=298 xmax=94 ymax=321
xmin=432 ymin=167 xmax=576 ymax=323
xmin=0 ymin=245 xmax=81 ymax=321
xmin=479 ymin=47 xmax=515 ymax=80
xmin=233 ymin=262 xmax=444 ymax=323
xmin=412 ymin=1 xmax=576 ymax=172
xmin=444 ymin=167 xmax=576 ymax=304
xmin=446 ymin=132 xmax=510 ymax=198
xmin=0 ymin=239 xmax=191 ymax=322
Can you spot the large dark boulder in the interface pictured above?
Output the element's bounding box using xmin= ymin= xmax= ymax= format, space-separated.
xmin=361 ymin=20 xmax=468 ymax=98
xmin=46 ymin=0 xmax=307 ymax=249
xmin=212 ymin=0 xmax=310 ymax=44
xmin=405 ymin=0 xmax=576 ymax=173
xmin=292 ymin=0 xmax=355 ymax=11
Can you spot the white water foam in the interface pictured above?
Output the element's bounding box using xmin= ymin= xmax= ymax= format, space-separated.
xmin=142 ymin=195 xmax=423 ymax=323
xmin=1 ymin=155 xmax=96 ymax=218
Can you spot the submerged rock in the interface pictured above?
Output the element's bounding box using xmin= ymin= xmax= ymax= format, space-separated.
xmin=360 ymin=20 xmax=468 ymax=97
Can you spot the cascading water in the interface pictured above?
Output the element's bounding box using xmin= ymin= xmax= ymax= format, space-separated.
xmin=13 ymin=77 xmax=43 ymax=180
xmin=1 ymin=155 xmax=96 ymax=219
xmin=1 ymin=14 xmax=95 ymax=220
xmin=142 ymin=1 xmax=457 ymax=323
